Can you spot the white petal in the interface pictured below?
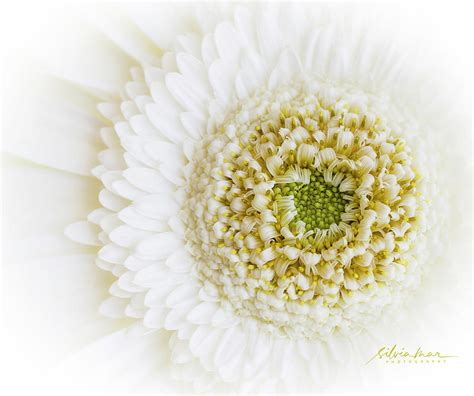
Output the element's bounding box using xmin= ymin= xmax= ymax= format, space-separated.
xmin=98 ymin=243 xmax=129 ymax=264
xmin=214 ymin=325 xmax=245 ymax=367
xmin=123 ymin=255 xmax=157 ymax=271
xmin=168 ymin=216 xmax=186 ymax=239
xmin=166 ymin=72 xmax=208 ymax=114
xmin=64 ymin=221 xmax=100 ymax=246
xmin=208 ymin=59 xmax=236 ymax=108
xmin=118 ymin=206 xmax=168 ymax=232
xmin=134 ymin=95 xmax=153 ymax=114
xmin=117 ymin=271 xmax=146 ymax=293
xmin=211 ymin=308 xmax=239 ymax=328
xmin=120 ymin=100 xmax=139 ymax=120
xmin=109 ymin=281 xmax=133 ymax=298
xmin=214 ymin=21 xmax=242 ymax=61
xmin=114 ymin=120 xmax=134 ymax=139
xmin=201 ymin=33 xmax=218 ymax=66
xmin=112 ymin=179 xmax=147 ymax=201
xmin=189 ymin=325 xmax=217 ymax=357
xmin=177 ymin=322 xmax=196 ymax=341
xmin=4 ymin=85 xmax=102 ymax=175
xmin=218 ymin=346 xmax=245 ymax=382
xmin=120 ymin=135 xmax=157 ymax=168
xmin=143 ymin=307 xmax=168 ymax=328
xmin=186 ymin=301 xmax=219 ymax=325
xmin=98 ymin=149 xmax=126 ymax=171
xmin=166 ymin=283 xmax=200 ymax=308
xmin=161 ymin=51 xmax=178 ymax=72
xmin=234 ymin=6 xmax=258 ymax=52
xmin=249 ymin=329 xmax=273 ymax=371
xmin=179 ymin=112 xmax=205 ymax=139
xmin=166 ymin=250 xmax=193 ymax=273
xmin=100 ymin=170 xmax=123 ymax=193
xmin=132 ymin=194 xmax=179 ymax=220
xmin=98 ymin=213 xmax=122 ymax=234
xmin=176 ymin=52 xmax=210 ymax=95
xmin=134 ymin=262 xmax=168 ymax=288
xmin=164 ymin=304 xmax=194 ymax=330
xmin=302 ymin=27 xmax=323 ymax=72
xmin=144 ymin=282 xmax=178 ymax=307
xmin=99 ymin=189 xmax=129 ymax=211
xmin=158 ymin=162 xmax=185 ymax=186
xmin=129 ymin=114 xmax=162 ymax=138
xmin=87 ymin=208 xmax=112 ymax=225
xmin=36 ymin=15 xmax=136 ymax=93
xmin=135 ymin=232 xmax=183 ymax=260
xmin=176 ymin=33 xmax=202 ymax=59
xmin=109 ymin=225 xmax=152 ymax=248
xmin=98 ymin=103 xmax=123 ymax=123
xmin=99 ymin=296 xmax=128 ymax=318
xmin=124 ymin=3 xmax=196 ymax=51
xmin=257 ymin=6 xmax=282 ymax=62
xmin=123 ymin=167 xmax=175 ymax=194
xmin=143 ymin=140 xmax=183 ymax=166
xmin=147 ymin=81 xmax=189 ymax=143
xmin=268 ymin=47 xmax=302 ymax=90
xmin=170 ymin=338 xmax=194 ymax=363
xmin=125 ymin=82 xmax=149 ymax=100
xmin=125 ymin=293 xmax=147 ymax=318
xmin=96 ymin=258 xmax=116 ymax=272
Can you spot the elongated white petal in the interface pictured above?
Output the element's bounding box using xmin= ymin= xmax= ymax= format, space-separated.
xmin=123 ymin=167 xmax=175 ymax=194
xmin=99 ymin=296 xmax=128 ymax=318
xmin=166 ymin=283 xmax=200 ymax=308
xmin=64 ymin=221 xmax=101 ymax=246
xmin=109 ymin=225 xmax=153 ymax=248
xmin=118 ymin=206 xmax=168 ymax=232
xmin=186 ymin=302 xmax=219 ymax=325
xmin=132 ymin=194 xmax=179 ymax=220
xmin=136 ymin=232 xmax=183 ymax=260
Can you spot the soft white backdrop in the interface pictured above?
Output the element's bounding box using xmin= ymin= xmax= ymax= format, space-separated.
xmin=1 ymin=1 xmax=472 ymax=395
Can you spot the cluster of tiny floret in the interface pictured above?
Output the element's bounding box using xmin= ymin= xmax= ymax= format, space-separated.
xmin=183 ymin=80 xmax=428 ymax=338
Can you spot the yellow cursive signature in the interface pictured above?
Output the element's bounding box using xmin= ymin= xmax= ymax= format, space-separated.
xmin=366 ymin=344 xmax=458 ymax=364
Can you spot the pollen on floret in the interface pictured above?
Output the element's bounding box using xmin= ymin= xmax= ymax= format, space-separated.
xmin=184 ymin=78 xmax=426 ymax=339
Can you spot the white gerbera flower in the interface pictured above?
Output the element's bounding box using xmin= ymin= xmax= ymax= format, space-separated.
xmin=2 ymin=2 xmax=471 ymax=393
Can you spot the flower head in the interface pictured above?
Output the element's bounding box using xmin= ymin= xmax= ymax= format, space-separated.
xmin=184 ymin=77 xmax=428 ymax=339
xmin=48 ymin=3 xmax=469 ymax=392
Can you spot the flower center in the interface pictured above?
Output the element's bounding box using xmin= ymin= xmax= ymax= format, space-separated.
xmin=276 ymin=171 xmax=352 ymax=232
xmin=183 ymin=79 xmax=427 ymax=339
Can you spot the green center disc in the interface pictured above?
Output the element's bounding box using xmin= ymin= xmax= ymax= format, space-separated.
xmin=277 ymin=171 xmax=351 ymax=231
